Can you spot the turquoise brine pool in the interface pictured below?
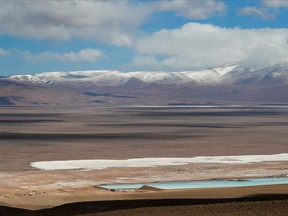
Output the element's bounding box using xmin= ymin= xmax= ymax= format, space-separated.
xmin=100 ymin=177 xmax=288 ymax=190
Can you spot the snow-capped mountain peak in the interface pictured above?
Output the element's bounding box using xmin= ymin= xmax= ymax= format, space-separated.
xmin=7 ymin=64 xmax=243 ymax=87
xmin=3 ymin=63 xmax=288 ymax=106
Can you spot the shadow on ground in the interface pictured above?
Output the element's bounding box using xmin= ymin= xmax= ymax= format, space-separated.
xmin=0 ymin=194 xmax=287 ymax=216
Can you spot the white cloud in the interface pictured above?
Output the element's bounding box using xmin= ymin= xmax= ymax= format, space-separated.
xmin=239 ymin=1 xmax=288 ymax=21
xmin=132 ymin=22 xmax=288 ymax=70
xmin=20 ymin=48 xmax=104 ymax=62
xmin=262 ymin=0 xmax=288 ymax=8
xmin=125 ymin=55 xmax=162 ymax=70
xmin=0 ymin=0 xmax=151 ymax=46
xmin=238 ymin=6 xmax=275 ymax=20
xmin=59 ymin=48 xmax=104 ymax=62
xmin=0 ymin=0 xmax=227 ymax=47
xmin=158 ymin=0 xmax=226 ymax=19
xmin=0 ymin=48 xmax=9 ymax=57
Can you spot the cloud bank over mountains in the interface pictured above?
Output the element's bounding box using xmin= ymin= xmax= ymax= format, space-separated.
xmin=133 ymin=23 xmax=288 ymax=69
xmin=0 ymin=0 xmax=288 ymax=74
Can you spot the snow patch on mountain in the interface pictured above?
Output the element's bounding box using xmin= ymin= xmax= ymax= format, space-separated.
xmin=9 ymin=74 xmax=53 ymax=86
xmin=182 ymin=63 xmax=239 ymax=83
xmin=9 ymin=63 xmax=287 ymax=87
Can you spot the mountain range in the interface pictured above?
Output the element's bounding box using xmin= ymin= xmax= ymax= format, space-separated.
xmin=1 ymin=63 xmax=288 ymax=106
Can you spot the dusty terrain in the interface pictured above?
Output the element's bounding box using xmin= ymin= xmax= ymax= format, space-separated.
xmin=0 ymin=106 xmax=287 ymax=215
xmin=0 ymin=185 xmax=287 ymax=215
xmin=1 ymin=106 xmax=288 ymax=171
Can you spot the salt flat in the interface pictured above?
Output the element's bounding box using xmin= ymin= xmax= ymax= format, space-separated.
xmin=31 ymin=153 xmax=288 ymax=170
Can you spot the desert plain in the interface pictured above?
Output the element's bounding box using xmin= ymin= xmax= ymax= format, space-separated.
xmin=0 ymin=105 xmax=287 ymax=215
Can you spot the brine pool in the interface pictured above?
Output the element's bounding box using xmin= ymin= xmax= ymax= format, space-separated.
xmin=100 ymin=177 xmax=288 ymax=190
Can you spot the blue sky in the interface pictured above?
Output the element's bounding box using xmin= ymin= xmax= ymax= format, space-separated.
xmin=0 ymin=0 xmax=288 ymax=76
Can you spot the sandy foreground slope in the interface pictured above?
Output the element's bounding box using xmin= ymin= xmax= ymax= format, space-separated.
xmin=0 ymin=184 xmax=287 ymax=215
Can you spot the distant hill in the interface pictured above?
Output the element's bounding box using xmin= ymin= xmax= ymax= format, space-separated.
xmin=1 ymin=63 xmax=288 ymax=106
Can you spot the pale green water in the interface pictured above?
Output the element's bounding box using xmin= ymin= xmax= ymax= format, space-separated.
xmin=100 ymin=177 xmax=288 ymax=190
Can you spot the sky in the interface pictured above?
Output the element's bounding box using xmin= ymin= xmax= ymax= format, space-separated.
xmin=0 ymin=0 xmax=288 ymax=76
